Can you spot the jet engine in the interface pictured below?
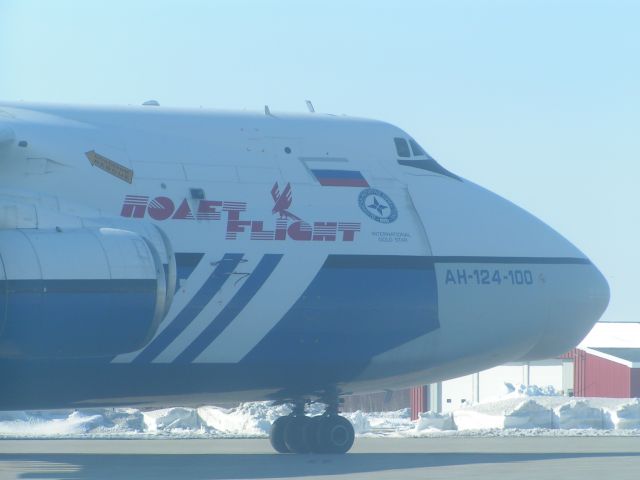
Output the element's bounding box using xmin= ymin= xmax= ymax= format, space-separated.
xmin=0 ymin=225 xmax=176 ymax=358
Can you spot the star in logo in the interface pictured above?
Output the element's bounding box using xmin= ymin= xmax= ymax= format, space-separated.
xmin=358 ymin=188 xmax=398 ymax=224
xmin=368 ymin=196 xmax=388 ymax=216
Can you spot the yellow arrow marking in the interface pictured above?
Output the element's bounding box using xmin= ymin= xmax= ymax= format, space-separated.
xmin=85 ymin=150 xmax=134 ymax=184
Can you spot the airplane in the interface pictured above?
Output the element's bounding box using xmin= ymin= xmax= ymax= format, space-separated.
xmin=0 ymin=101 xmax=609 ymax=453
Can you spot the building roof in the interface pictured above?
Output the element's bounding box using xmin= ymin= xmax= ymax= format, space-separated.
xmin=578 ymin=322 xmax=640 ymax=349
xmin=590 ymin=348 xmax=640 ymax=365
xmin=578 ymin=323 xmax=640 ymax=368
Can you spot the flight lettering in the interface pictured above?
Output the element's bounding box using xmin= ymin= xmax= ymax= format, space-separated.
xmin=120 ymin=182 xmax=361 ymax=242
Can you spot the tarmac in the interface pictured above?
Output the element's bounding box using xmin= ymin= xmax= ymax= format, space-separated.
xmin=1 ymin=437 xmax=640 ymax=479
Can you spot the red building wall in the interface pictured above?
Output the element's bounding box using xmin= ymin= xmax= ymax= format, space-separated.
xmin=563 ymin=348 xmax=633 ymax=398
xmin=410 ymin=386 xmax=428 ymax=420
xmin=575 ymin=351 xmax=631 ymax=398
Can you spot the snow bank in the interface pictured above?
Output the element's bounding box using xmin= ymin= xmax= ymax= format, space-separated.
xmin=555 ymin=400 xmax=613 ymax=430
xmin=504 ymin=400 xmax=555 ymax=429
xmin=414 ymin=411 xmax=456 ymax=432
xmin=478 ymin=382 xmax=559 ymax=405
xmin=0 ymin=409 xmax=145 ymax=437
xmin=612 ymin=399 xmax=640 ymax=430
xmin=454 ymin=397 xmax=615 ymax=432
xmin=453 ymin=409 xmax=505 ymax=430
xmin=198 ymin=402 xmax=291 ymax=437
xmin=502 ymin=383 xmax=558 ymax=397
xmin=352 ymin=409 xmax=410 ymax=432
xmin=83 ymin=408 xmax=146 ymax=432
xmin=1 ymin=395 xmax=640 ymax=439
xmin=343 ymin=411 xmax=372 ymax=434
xmin=145 ymin=407 xmax=206 ymax=433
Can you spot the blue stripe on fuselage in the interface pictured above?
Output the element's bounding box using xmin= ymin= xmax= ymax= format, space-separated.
xmin=134 ymin=253 xmax=244 ymax=363
xmin=174 ymin=254 xmax=283 ymax=363
xmin=242 ymin=254 xmax=440 ymax=365
xmin=175 ymin=252 xmax=205 ymax=280
xmin=0 ymin=279 xmax=158 ymax=357
xmin=429 ymin=256 xmax=591 ymax=265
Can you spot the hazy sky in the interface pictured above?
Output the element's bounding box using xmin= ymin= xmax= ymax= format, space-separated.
xmin=0 ymin=0 xmax=637 ymax=322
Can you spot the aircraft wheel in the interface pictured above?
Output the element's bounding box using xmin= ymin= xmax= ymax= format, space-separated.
xmin=307 ymin=415 xmax=324 ymax=452
xmin=284 ymin=415 xmax=314 ymax=454
xmin=316 ymin=415 xmax=355 ymax=454
xmin=269 ymin=416 xmax=291 ymax=453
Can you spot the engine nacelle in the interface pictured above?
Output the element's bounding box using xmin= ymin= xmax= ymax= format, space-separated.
xmin=0 ymin=226 xmax=176 ymax=358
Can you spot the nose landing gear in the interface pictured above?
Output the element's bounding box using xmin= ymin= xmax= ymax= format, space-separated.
xmin=269 ymin=399 xmax=355 ymax=454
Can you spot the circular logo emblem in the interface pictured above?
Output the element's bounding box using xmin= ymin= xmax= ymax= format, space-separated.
xmin=358 ymin=188 xmax=398 ymax=224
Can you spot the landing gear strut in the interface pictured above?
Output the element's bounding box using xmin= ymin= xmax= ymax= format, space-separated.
xmin=269 ymin=399 xmax=355 ymax=454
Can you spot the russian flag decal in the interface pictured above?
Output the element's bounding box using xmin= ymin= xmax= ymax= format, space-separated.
xmin=310 ymin=169 xmax=369 ymax=187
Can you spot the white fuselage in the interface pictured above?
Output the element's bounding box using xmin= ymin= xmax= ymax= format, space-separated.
xmin=0 ymin=102 xmax=609 ymax=409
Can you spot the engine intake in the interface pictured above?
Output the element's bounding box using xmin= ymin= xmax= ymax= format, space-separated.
xmin=0 ymin=226 xmax=176 ymax=358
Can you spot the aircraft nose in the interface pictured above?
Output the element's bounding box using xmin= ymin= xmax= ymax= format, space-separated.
xmin=406 ymin=176 xmax=610 ymax=361
xmin=520 ymin=259 xmax=610 ymax=360
xmin=584 ymin=263 xmax=610 ymax=317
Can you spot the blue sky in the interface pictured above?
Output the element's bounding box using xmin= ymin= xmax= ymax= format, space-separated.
xmin=0 ymin=0 xmax=637 ymax=322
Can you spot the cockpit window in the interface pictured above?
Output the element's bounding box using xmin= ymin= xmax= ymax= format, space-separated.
xmin=409 ymin=139 xmax=427 ymax=157
xmin=394 ymin=137 xmax=411 ymax=158
xmin=395 ymin=137 xmax=461 ymax=181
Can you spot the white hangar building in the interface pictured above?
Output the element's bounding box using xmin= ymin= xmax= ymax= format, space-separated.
xmin=408 ymin=322 xmax=640 ymax=418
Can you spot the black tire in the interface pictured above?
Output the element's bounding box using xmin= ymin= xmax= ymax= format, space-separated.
xmin=269 ymin=416 xmax=291 ymax=453
xmin=316 ymin=415 xmax=355 ymax=454
xmin=284 ymin=415 xmax=313 ymax=454
xmin=307 ymin=415 xmax=323 ymax=453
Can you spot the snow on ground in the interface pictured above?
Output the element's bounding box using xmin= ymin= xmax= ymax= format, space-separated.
xmin=1 ymin=385 xmax=640 ymax=439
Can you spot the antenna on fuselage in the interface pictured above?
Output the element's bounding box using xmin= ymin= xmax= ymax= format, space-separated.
xmin=305 ymin=100 xmax=315 ymax=113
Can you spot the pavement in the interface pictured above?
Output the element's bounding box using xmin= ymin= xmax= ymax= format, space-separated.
xmin=1 ymin=437 xmax=640 ymax=479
